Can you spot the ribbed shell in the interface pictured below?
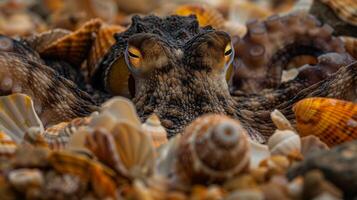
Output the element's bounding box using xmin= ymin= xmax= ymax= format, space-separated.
xmin=24 ymin=29 xmax=71 ymax=53
xmin=293 ymin=97 xmax=357 ymax=146
xmin=87 ymin=24 xmax=125 ymax=78
xmin=39 ymin=18 xmax=102 ymax=66
xmin=268 ymin=130 xmax=301 ymax=156
xmin=174 ymin=4 xmax=225 ymax=29
xmin=176 ymin=114 xmax=250 ymax=184
xmin=142 ymin=114 xmax=168 ymax=148
xmin=340 ymin=36 xmax=357 ymax=59
xmin=321 ymin=0 xmax=357 ymax=25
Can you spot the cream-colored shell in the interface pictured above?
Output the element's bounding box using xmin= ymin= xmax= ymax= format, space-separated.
xmin=142 ymin=114 xmax=168 ymax=148
xmin=249 ymin=140 xmax=270 ymax=169
xmin=268 ymin=130 xmax=301 ymax=156
xmin=8 ymin=168 xmax=44 ymax=191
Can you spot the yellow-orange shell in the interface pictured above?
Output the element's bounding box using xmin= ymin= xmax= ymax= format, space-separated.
xmin=322 ymin=0 xmax=357 ymax=25
xmin=176 ymin=114 xmax=250 ymax=184
xmin=293 ymin=97 xmax=357 ymax=146
xmin=0 ymin=131 xmax=16 ymax=158
xmin=40 ymin=18 xmax=102 ymax=66
xmin=87 ymin=24 xmax=125 ymax=78
xmin=341 ymin=36 xmax=357 ymax=59
xmin=174 ymin=4 xmax=225 ymax=29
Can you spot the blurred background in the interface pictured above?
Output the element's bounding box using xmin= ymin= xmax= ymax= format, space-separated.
xmin=0 ymin=0 xmax=301 ymax=37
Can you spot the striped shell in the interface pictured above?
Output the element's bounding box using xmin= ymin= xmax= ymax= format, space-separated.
xmin=321 ymin=0 xmax=357 ymax=26
xmin=87 ymin=24 xmax=125 ymax=78
xmin=176 ymin=114 xmax=250 ymax=184
xmin=24 ymin=29 xmax=71 ymax=53
xmin=39 ymin=18 xmax=102 ymax=66
xmin=174 ymin=4 xmax=225 ymax=29
xmin=142 ymin=114 xmax=168 ymax=148
xmin=0 ymin=131 xmax=17 ymax=158
xmin=293 ymin=97 xmax=357 ymax=146
xmin=0 ymin=94 xmax=43 ymax=143
xmin=268 ymin=130 xmax=301 ymax=156
xmin=8 ymin=168 xmax=44 ymax=191
xmin=340 ymin=36 xmax=357 ymax=59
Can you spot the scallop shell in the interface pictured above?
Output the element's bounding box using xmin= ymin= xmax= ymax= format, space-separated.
xmin=24 ymin=29 xmax=71 ymax=53
xmin=8 ymin=168 xmax=44 ymax=191
xmin=39 ymin=18 xmax=102 ymax=66
xmin=174 ymin=4 xmax=225 ymax=29
xmin=142 ymin=114 xmax=168 ymax=148
xmin=268 ymin=130 xmax=301 ymax=156
xmin=340 ymin=36 xmax=357 ymax=59
xmin=87 ymin=24 xmax=125 ymax=78
xmin=85 ymin=121 xmax=156 ymax=179
xmin=176 ymin=114 xmax=250 ymax=184
xmin=321 ymin=0 xmax=357 ymax=26
xmin=0 ymin=131 xmax=17 ymax=158
xmin=0 ymin=94 xmax=44 ymax=143
xmin=293 ymin=97 xmax=357 ymax=146
xmin=48 ymin=151 xmax=118 ymax=199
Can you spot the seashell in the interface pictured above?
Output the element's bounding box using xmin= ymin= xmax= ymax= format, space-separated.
xmin=176 ymin=114 xmax=250 ymax=184
xmin=340 ymin=36 xmax=357 ymax=59
xmin=301 ymin=135 xmax=329 ymax=157
xmin=23 ymin=127 xmax=49 ymax=148
xmin=0 ymin=131 xmax=17 ymax=158
xmin=155 ymin=134 xmax=181 ymax=177
xmin=24 ymin=29 xmax=71 ymax=53
xmin=259 ymin=155 xmax=290 ymax=178
xmin=249 ymin=140 xmax=270 ymax=169
xmin=174 ymin=4 xmax=225 ymax=29
xmin=142 ymin=114 xmax=168 ymax=148
xmin=85 ymin=121 xmax=156 ymax=179
xmin=87 ymin=24 xmax=125 ymax=79
xmin=39 ymin=18 xmax=102 ymax=66
xmin=320 ymin=0 xmax=357 ymax=26
xmin=0 ymin=94 xmax=44 ymax=143
xmin=293 ymin=97 xmax=357 ymax=146
xmin=223 ymin=174 xmax=258 ymax=191
xmin=268 ymin=130 xmax=301 ymax=156
xmin=270 ymin=109 xmax=295 ymax=131
xmin=8 ymin=168 xmax=44 ymax=191
xmin=225 ymin=189 xmax=264 ymax=200
xmin=48 ymin=151 xmax=118 ymax=198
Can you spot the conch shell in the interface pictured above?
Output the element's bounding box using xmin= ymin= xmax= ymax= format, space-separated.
xmin=176 ymin=114 xmax=250 ymax=184
xmin=142 ymin=114 xmax=168 ymax=148
xmin=293 ymin=97 xmax=357 ymax=146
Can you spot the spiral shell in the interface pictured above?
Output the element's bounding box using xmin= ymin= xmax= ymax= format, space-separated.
xmin=176 ymin=114 xmax=250 ymax=184
xmin=293 ymin=97 xmax=357 ymax=146
xmin=39 ymin=18 xmax=102 ymax=66
xmin=321 ymin=0 xmax=357 ymax=26
xmin=142 ymin=114 xmax=168 ymax=148
xmin=268 ymin=130 xmax=301 ymax=156
xmin=174 ymin=4 xmax=225 ymax=29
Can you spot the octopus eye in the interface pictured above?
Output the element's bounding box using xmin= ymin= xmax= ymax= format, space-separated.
xmin=224 ymin=43 xmax=234 ymax=66
xmin=127 ymin=46 xmax=142 ymax=69
xmin=224 ymin=43 xmax=233 ymax=56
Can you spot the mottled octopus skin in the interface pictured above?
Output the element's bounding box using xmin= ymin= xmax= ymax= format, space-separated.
xmin=230 ymin=11 xmax=346 ymax=93
xmin=0 ymin=15 xmax=356 ymax=143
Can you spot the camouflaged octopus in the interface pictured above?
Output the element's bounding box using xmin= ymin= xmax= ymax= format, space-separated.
xmin=0 ymin=14 xmax=356 ymax=143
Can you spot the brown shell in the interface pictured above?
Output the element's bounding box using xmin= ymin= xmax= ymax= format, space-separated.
xmin=293 ymin=97 xmax=357 ymax=146
xmin=24 ymin=29 xmax=71 ymax=53
xmin=174 ymin=4 xmax=225 ymax=29
xmin=39 ymin=18 xmax=102 ymax=66
xmin=87 ymin=24 xmax=125 ymax=78
xmin=176 ymin=114 xmax=250 ymax=184
xmin=321 ymin=0 xmax=357 ymax=25
xmin=341 ymin=36 xmax=357 ymax=59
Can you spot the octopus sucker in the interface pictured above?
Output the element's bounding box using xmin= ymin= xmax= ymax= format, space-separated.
xmin=230 ymin=12 xmax=346 ymax=94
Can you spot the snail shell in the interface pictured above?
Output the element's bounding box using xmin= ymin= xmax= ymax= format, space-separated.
xmin=268 ymin=130 xmax=301 ymax=156
xmin=293 ymin=97 xmax=357 ymax=146
xmin=142 ymin=114 xmax=168 ymax=148
xmin=176 ymin=114 xmax=250 ymax=184
xmin=174 ymin=4 xmax=225 ymax=29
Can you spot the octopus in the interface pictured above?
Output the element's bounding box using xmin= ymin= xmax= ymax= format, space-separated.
xmin=0 ymin=13 xmax=356 ymax=143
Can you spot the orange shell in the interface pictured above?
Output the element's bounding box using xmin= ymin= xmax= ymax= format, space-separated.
xmin=174 ymin=4 xmax=225 ymax=29
xmin=322 ymin=0 xmax=357 ymax=25
xmin=293 ymin=97 xmax=357 ymax=146
xmin=25 ymin=29 xmax=71 ymax=53
xmin=40 ymin=18 xmax=102 ymax=66
xmin=87 ymin=24 xmax=125 ymax=77
xmin=341 ymin=36 xmax=357 ymax=59
xmin=176 ymin=114 xmax=250 ymax=184
xmin=0 ymin=131 xmax=16 ymax=158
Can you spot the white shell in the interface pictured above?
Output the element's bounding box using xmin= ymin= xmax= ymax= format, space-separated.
xmin=249 ymin=140 xmax=270 ymax=169
xmin=142 ymin=114 xmax=168 ymax=148
xmin=8 ymin=168 xmax=44 ymax=191
xmin=268 ymin=130 xmax=301 ymax=156
xmin=0 ymin=94 xmax=44 ymax=143
xmin=270 ymin=109 xmax=295 ymax=131
xmin=155 ymin=135 xmax=181 ymax=177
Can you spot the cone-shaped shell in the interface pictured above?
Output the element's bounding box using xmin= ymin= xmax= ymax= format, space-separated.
xmin=87 ymin=24 xmax=125 ymax=78
xmin=176 ymin=114 xmax=250 ymax=184
xmin=174 ymin=4 xmax=225 ymax=29
xmin=142 ymin=114 xmax=168 ymax=148
xmin=39 ymin=18 xmax=102 ymax=66
xmin=0 ymin=94 xmax=44 ymax=143
xmin=321 ymin=0 xmax=357 ymax=26
xmin=293 ymin=97 xmax=357 ymax=146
